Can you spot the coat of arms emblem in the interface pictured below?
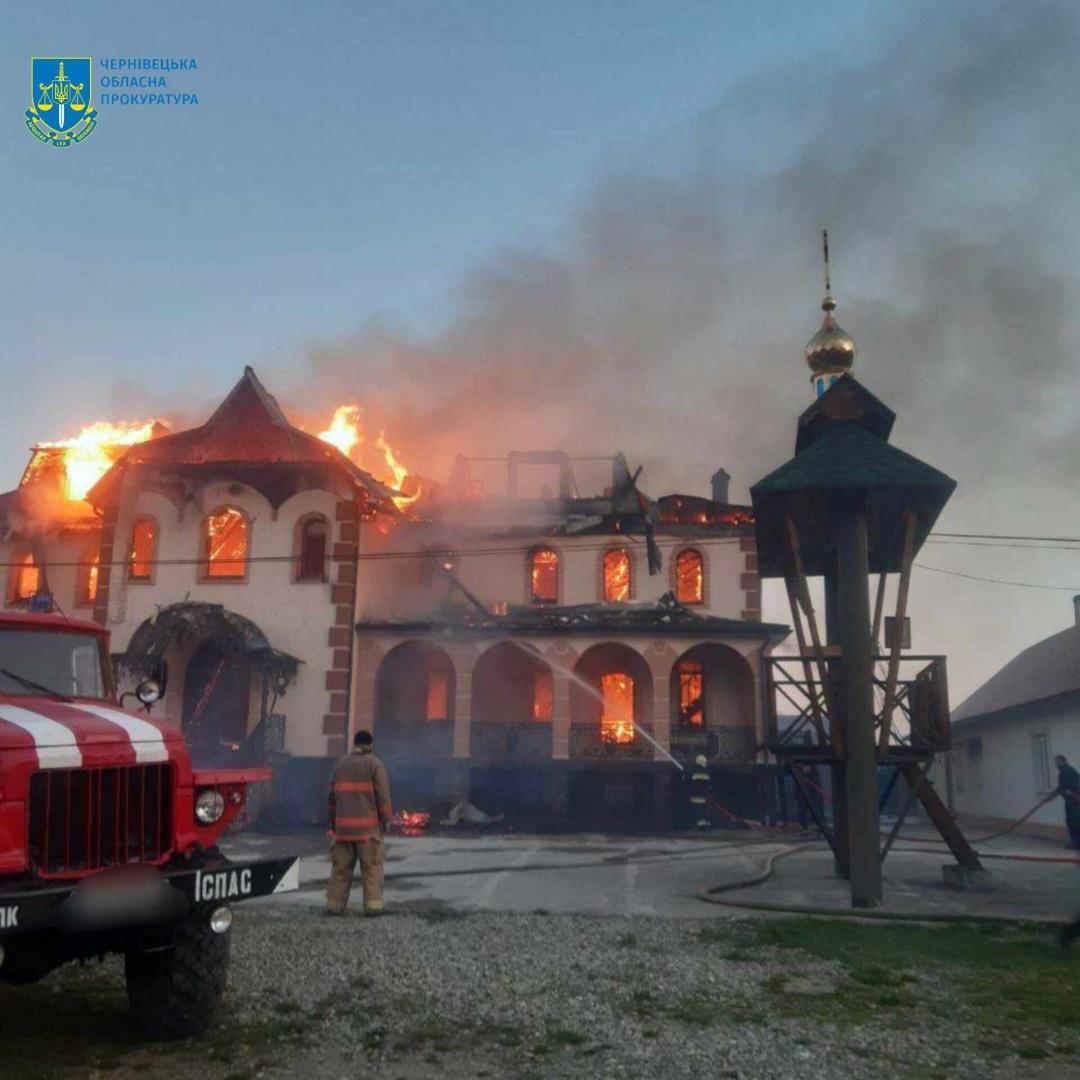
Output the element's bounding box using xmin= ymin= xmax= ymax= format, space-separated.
xmin=26 ymin=58 xmax=98 ymax=147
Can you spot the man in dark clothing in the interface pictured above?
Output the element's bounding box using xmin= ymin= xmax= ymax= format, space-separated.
xmin=1055 ymin=755 xmax=1080 ymax=849
xmin=1056 ymin=755 xmax=1080 ymax=951
xmin=326 ymin=730 xmax=393 ymax=916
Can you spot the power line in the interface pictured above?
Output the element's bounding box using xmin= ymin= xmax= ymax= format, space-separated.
xmin=932 ymin=531 xmax=1080 ymax=544
xmin=924 ymin=539 xmax=1080 ymax=552
xmin=914 ymin=564 xmax=1080 ymax=592
xmin=0 ymin=534 xmax=747 ymax=571
xmin=1 ymin=526 xmax=1077 ymax=583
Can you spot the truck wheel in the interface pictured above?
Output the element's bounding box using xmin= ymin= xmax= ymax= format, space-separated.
xmin=125 ymin=912 xmax=229 ymax=1039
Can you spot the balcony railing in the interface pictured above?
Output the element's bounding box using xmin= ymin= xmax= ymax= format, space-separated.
xmin=765 ymin=653 xmax=950 ymax=760
xmin=378 ymin=719 xmax=455 ymax=760
xmin=470 ymin=722 xmax=554 ymax=763
xmin=570 ymin=724 xmax=654 ymax=761
xmin=670 ymin=726 xmax=757 ymax=763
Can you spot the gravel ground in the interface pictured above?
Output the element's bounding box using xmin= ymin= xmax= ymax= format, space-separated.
xmin=224 ymin=905 xmax=1077 ymax=1079
xmin=6 ymin=903 xmax=1079 ymax=1080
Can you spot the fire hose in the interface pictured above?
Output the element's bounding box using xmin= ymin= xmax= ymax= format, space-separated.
xmin=894 ymin=791 xmax=1076 ymax=846
xmin=697 ymin=793 xmax=1080 ymax=924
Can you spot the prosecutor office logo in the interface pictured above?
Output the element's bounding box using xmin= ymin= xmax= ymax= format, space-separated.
xmin=25 ymin=57 xmax=98 ymax=147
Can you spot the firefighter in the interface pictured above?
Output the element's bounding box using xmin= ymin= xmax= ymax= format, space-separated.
xmin=326 ymin=729 xmax=392 ymax=916
xmin=688 ymin=754 xmax=711 ymax=829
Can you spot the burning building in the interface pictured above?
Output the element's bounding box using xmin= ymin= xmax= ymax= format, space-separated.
xmin=0 ymin=367 xmax=788 ymax=826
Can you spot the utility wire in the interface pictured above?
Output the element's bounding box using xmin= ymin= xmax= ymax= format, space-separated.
xmin=1 ymin=528 xmax=1078 ymax=582
xmin=914 ymin=564 xmax=1080 ymax=592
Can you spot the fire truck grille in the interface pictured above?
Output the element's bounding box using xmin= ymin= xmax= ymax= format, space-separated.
xmin=27 ymin=764 xmax=174 ymax=875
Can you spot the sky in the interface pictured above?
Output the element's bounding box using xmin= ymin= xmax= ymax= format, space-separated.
xmin=3 ymin=0 xmax=1080 ymax=703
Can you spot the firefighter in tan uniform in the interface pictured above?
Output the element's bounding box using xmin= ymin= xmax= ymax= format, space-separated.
xmin=326 ymin=730 xmax=392 ymax=916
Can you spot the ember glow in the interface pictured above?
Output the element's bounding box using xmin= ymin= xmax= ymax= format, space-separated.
xmin=675 ymin=548 xmax=704 ymax=604
xmin=390 ymin=810 xmax=431 ymax=836
xmin=530 ymin=548 xmax=558 ymax=602
xmin=316 ymin=406 xmax=420 ymax=511
xmin=40 ymin=420 xmax=159 ymax=501
xmin=603 ymin=549 xmax=630 ymax=603
xmin=600 ymin=672 xmax=635 ymax=745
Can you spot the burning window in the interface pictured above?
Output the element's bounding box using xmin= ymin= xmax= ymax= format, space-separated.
xmin=426 ymin=669 xmax=450 ymax=721
xmin=530 ymin=548 xmax=558 ymax=603
xmin=533 ymin=669 xmax=554 ymax=722
xmin=10 ymin=553 xmax=40 ymax=603
xmin=296 ymin=515 xmax=328 ymax=581
xmin=600 ymin=672 xmax=635 ymax=745
xmin=128 ymin=518 xmax=157 ymax=580
xmin=77 ymin=549 xmax=100 ymax=606
xmin=603 ymin=549 xmax=631 ymax=603
xmin=204 ymin=508 xmax=249 ymax=579
xmin=675 ymin=548 xmax=704 ymax=605
xmin=677 ymin=658 xmax=704 ymax=728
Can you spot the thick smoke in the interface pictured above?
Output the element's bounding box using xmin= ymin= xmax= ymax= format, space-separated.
xmin=284 ymin=0 xmax=1080 ymax=512
xmin=74 ymin=1 xmax=1077 ymax=700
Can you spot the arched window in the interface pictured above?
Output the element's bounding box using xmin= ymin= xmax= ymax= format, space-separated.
xmin=676 ymin=658 xmax=704 ymax=728
xmin=296 ymin=515 xmax=328 ymax=582
xmin=600 ymin=672 xmax=635 ymax=745
xmin=9 ymin=552 xmax=39 ymax=604
xmin=203 ymin=507 xmax=249 ymax=579
xmin=675 ymin=548 xmax=705 ymax=605
xmin=77 ymin=548 xmax=100 ymax=607
xmin=128 ymin=517 xmax=157 ymax=581
xmin=529 ymin=547 xmax=558 ymax=603
xmin=603 ymin=549 xmax=631 ymax=603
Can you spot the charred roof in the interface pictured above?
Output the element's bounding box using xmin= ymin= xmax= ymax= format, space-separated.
xmin=86 ymin=367 xmax=395 ymax=510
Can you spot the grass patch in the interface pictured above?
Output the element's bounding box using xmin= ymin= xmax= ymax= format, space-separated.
xmin=742 ymin=917 xmax=1080 ymax=1057
xmin=696 ymin=926 xmax=733 ymax=945
xmin=533 ymin=1027 xmax=588 ymax=1055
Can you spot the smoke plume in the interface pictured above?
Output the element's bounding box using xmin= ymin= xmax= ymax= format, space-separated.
xmin=279 ymin=0 xmax=1080 ymax=513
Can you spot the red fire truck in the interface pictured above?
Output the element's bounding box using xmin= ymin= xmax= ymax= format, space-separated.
xmin=0 ymin=610 xmax=298 ymax=1037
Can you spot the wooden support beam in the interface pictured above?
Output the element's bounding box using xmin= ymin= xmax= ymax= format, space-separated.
xmin=900 ymin=760 xmax=982 ymax=870
xmin=877 ymin=511 xmax=917 ymax=758
xmin=880 ymin=762 xmax=926 ymax=862
xmin=835 ymin=503 xmax=882 ymax=907
xmin=871 ymin=571 xmax=888 ymax=651
xmin=786 ymin=762 xmax=836 ymax=853
xmin=784 ymin=517 xmax=841 ymax=755
xmin=784 ymin=574 xmax=827 ymax=744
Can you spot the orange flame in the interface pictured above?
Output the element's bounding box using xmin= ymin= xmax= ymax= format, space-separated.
xmin=41 ymin=420 xmax=160 ymax=501
xmin=315 ymin=405 xmax=420 ymax=512
xmin=317 ymin=404 xmax=363 ymax=459
xmin=375 ymin=432 xmax=421 ymax=510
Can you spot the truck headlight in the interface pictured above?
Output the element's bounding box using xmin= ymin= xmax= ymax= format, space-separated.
xmin=209 ymin=906 xmax=233 ymax=934
xmin=194 ymin=789 xmax=226 ymax=825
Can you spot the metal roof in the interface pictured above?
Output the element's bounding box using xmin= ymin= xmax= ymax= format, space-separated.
xmin=952 ymin=623 xmax=1080 ymax=726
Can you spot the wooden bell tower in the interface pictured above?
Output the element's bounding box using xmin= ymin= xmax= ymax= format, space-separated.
xmin=751 ymin=377 xmax=980 ymax=908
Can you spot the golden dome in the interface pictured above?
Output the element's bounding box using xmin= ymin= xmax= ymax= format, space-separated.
xmin=805 ymin=294 xmax=856 ymax=376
